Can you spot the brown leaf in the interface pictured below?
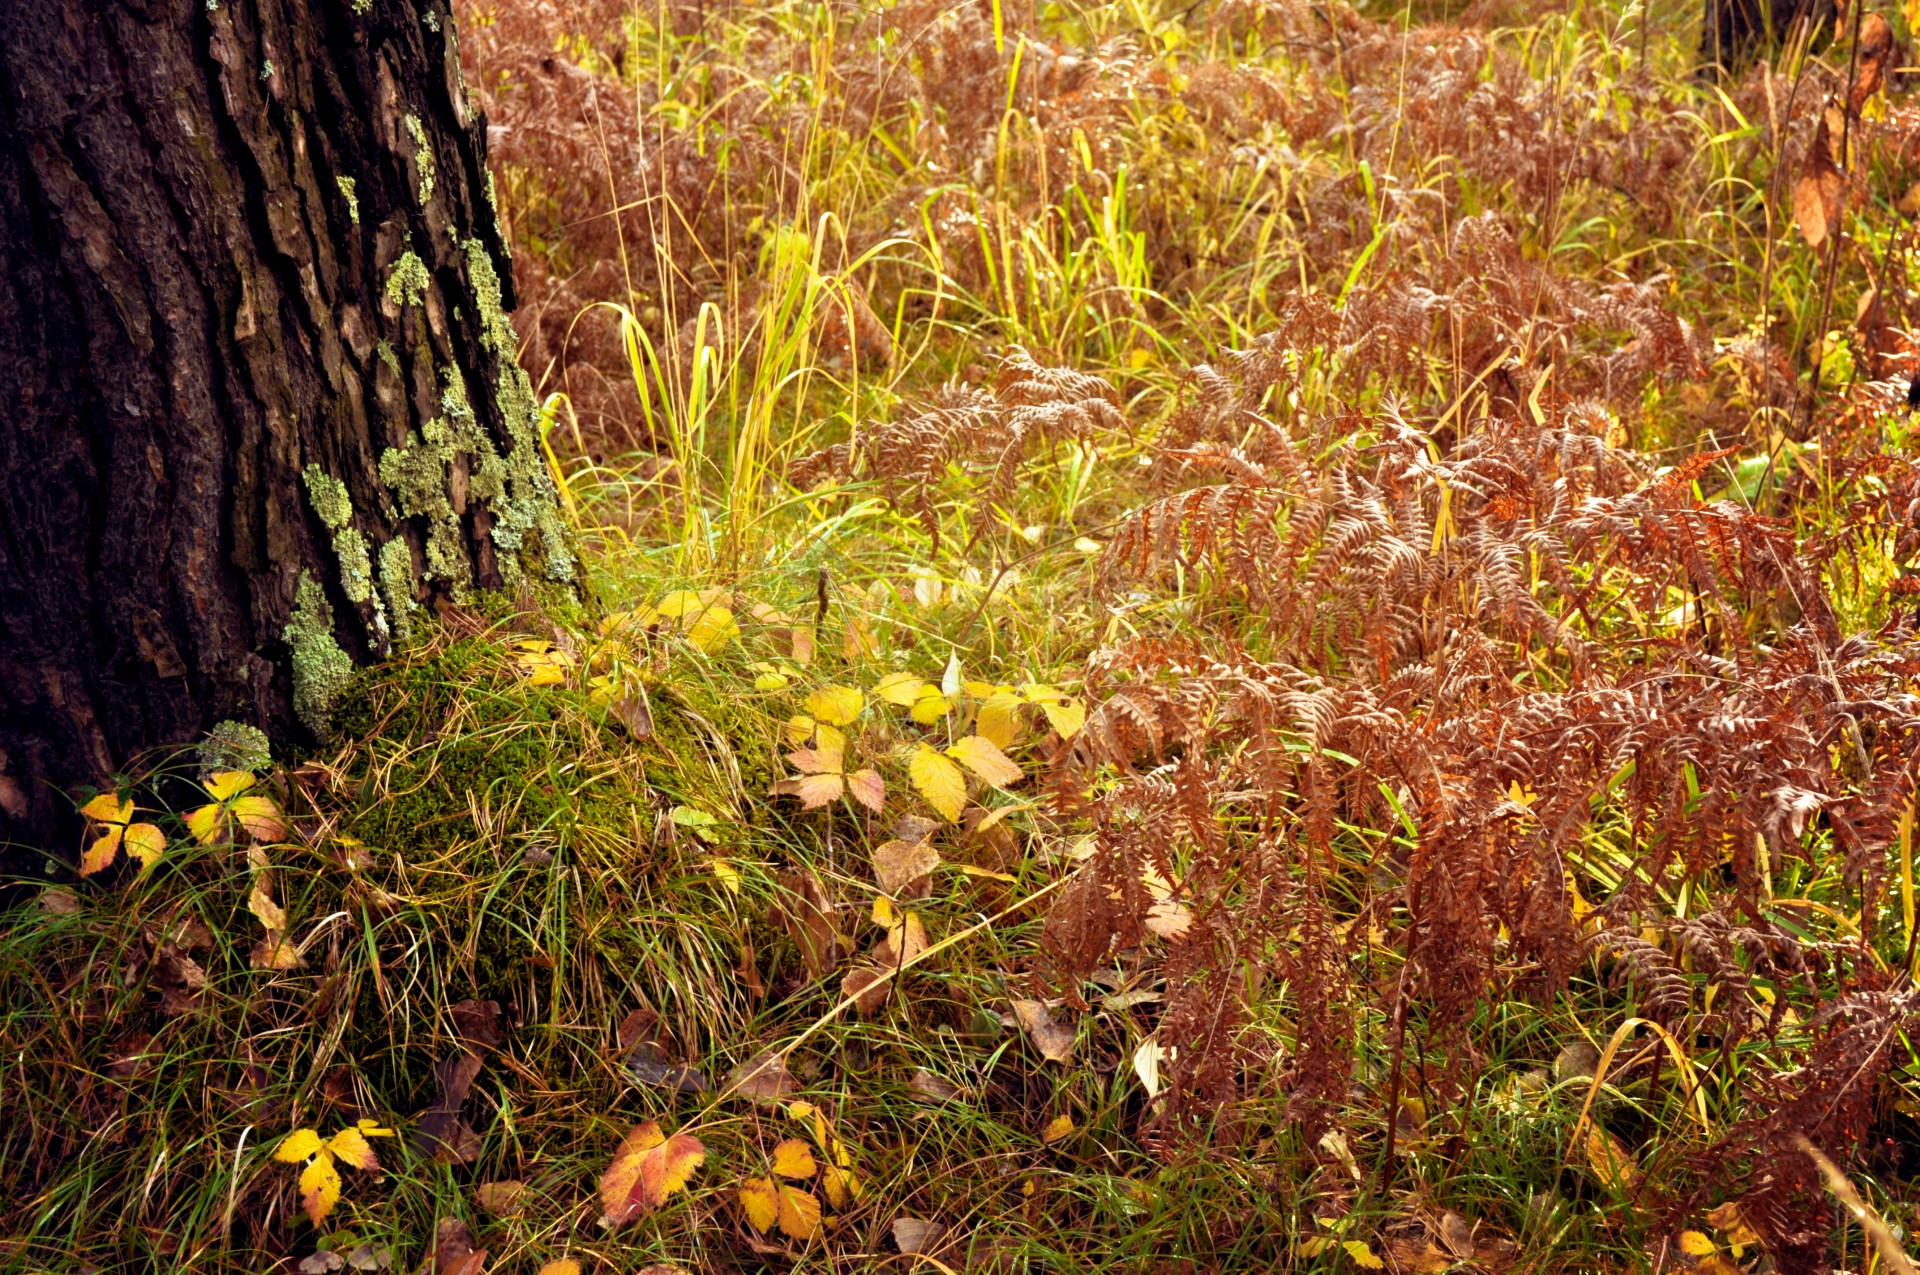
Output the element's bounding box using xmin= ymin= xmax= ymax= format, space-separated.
xmin=1850 ymin=14 xmax=1895 ymax=111
xmin=1383 ymin=1237 xmax=1453 ymax=1274
xmin=472 ymin=1180 xmax=525 ymax=1216
xmin=626 ymin=1041 xmax=708 ymax=1093
xmin=1011 ymin=999 xmax=1075 ymax=1063
xmin=843 ymin=964 xmax=891 ymax=1015
xmin=775 ymin=870 xmax=846 ymax=980
xmin=449 ymin=999 xmax=503 ymax=1051
xmin=872 ymin=838 xmax=940 ymax=899
xmin=892 ymin=1217 xmax=949 ymax=1255
xmin=432 ymin=1219 xmax=485 ymax=1275
xmin=1438 ymin=1211 xmax=1475 ymax=1258
xmin=1794 ymin=114 xmax=1845 ymax=248
xmin=908 ymin=1067 xmax=963 ymax=1102
xmin=726 ymin=1048 xmax=798 ymax=1103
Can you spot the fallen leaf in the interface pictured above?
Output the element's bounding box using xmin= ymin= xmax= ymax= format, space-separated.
xmin=1343 ymin=1239 xmax=1385 ymax=1269
xmin=249 ymin=881 xmax=288 ymax=932
xmin=805 ymin=684 xmax=865 ymax=726
xmin=1383 ymin=1237 xmax=1453 ymax=1274
xmin=739 ymin=1177 xmax=821 ymax=1240
xmin=842 ymin=964 xmax=890 ymax=1015
xmin=598 ymin=1120 xmax=706 ymax=1226
xmin=1678 ymin=1230 xmax=1716 ymax=1257
xmin=776 ymin=870 xmax=845 ymax=979
xmin=1041 ymin=1114 xmax=1075 ymax=1143
xmin=1707 ymin=1199 xmax=1759 ymax=1250
xmin=872 ymin=837 xmax=940 ymax=899
xmin=909 ymin=1068 xmax=962 ymax=1102
xmin=771 ymin=1138 xmax=817 ymax=1179
xmin=251 ymin=931 xmax=305 ymax=970
xmin=472 ymin=1180 xmax=525 ymax=1216
xmin=536 ymin=1262 xmax=580 ymax=1275
xmin=431 ymin=1217 xmax=485 ymax=1275
xmin=299 ymin=1252 xmax=345 ymax=1274
xmin=1133 ymin=1038 xmax=1164 ymax=1098
xmin=728 ymin=1048 xmax=798 ymax=1103
xmin=873 ymin=672 xmax=927 ymax=707
xmin=892 ymin=1217 xmax=948 ymax=1255
xmin=1583 ymin=1126 xmax=1641 ymax=1194
xmin=1011 ymin=999 xmax=1074 ymax=1063
xmin=822 ymin=1161 xmax=860 ymax=1208
xmin=1439 ymin=1211 xmax=1475 ymax=1258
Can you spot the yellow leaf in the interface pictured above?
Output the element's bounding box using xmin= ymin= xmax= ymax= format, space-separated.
xmin=821 ymin=1161 xmax=860 ymax=1208
xmin=1042 ymin=1114 xmax=1075 ymax=1143
xmin=355 ymin=1118 xmax=395 ymax=1138
xmin=1342 ymin=1240 xmax=1385 ymax=1270
xmin=871 ymin=895 xmax=901 ymax=928
xmin=1038 ymin=699 xmax=1085 ymax=739
xmin=185 ymin=803 xmax=223 ymax=845
xmin=805 ymin=685 xmax=865 ymax=727
xmin=755 ymin=671 xmax=792 ymax=692
xmin=249 ymin=882 xmax=288 ymax=932
xmin=299 ymin=1155 xmax=342 ymax=1226
xmin=122 ymin=823 xmax=166 ymax=873
xmin=784 ymin=715 xmax=818 ymax=746
xmin=786 ymin=1100 xmax=817 ymax=1120
xmin=203 ymin=771 xmax=256 ymax=801
xmin=909 ymin=744 xmax=967 ymax=822
xmin=251 ymin=930 xmax=305 ymax=971
xmin=79 ymin=827 xmax=123 ymax=877
xmin=326 ymin=1126 xmax=381 ymax=1172
xmin=777 ymin=1183 xmax=822 ymax=1239
xmin=79 ymin=793 xmax=131 ymax=824
xmin=770 ymin=1138 xmax=817 ymax=1179
xmin=537 ymin=1262 xmax=581 ymax=1275
xmin=1584 ymin=1127 xmax=1641 ymax=1194
xmin=685 ymin=605 xmax=739 ymax=651
xmin=908 ymin=686 xmax=955 ymax=724
xmin=1678 ymin=1231 xmax=1717 ymax=1257
xmin=276 ymin=1128 xmax=325 ymax=1163
xmin=872 ymin=672 xmax=926 ymax=707
xmin=1707 ymin=1199 xmax=1759 ymax=1250
xmin=710 ymin=859 xmax=743 ymax=894
xmin=945 ymin=736 xmax=1023 ymax=788
xmin=1019 ymin=683 xmax=1066 ymax=704
xmin=598 ymin=1121 xmax=706 ymax=1226
xmin=1695 ymin=1259 xmax=1743 ymax=1275
xmin=975 ymin=692 xmax=1026 ymax=748
xmin=739 ymin=1176 xmax=781 ymax=1233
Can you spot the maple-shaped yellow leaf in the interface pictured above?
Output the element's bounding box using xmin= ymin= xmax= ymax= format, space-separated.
xmin=78 ymin=793 xmax=168 ymax=878
xmin=805 ymin=685 xmax=865 ymax=727
xmin=184 ymin=771 xmax=285 ymax=846
xmin=909 ymin=744 xmax=967 ymax=822
xmin=770 ymin=1138 xmax=817 ymax=1179
xmin=946 ymin=736 xmax=1023 ymax=788
xmin=872 ymin=672 xmax=926 ymax=707
xmin=739 ymin=1177 xmax=821 ymax=1240
xmin=598 ymin=1120 xmax=706 ymax=1227
xmin=299 ymin=1155 xmax=342 ymax=1226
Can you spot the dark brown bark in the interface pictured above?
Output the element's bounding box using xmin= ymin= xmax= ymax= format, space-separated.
xmin=0 ymin=0 xmax=574 ymax=854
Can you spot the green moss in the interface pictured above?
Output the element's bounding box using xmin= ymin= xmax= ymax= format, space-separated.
xmin=285 ymin=571 xmax=356 ymax=736
xmin=336 ymin=176 xmax=359 ymax=225
xmin=379 ymin=537 xmax=417 ymax=644
xmin=375 ymin=339 xmax=401 ymax=378
xmin=404 ymin=114 xmax=435 ymax=204
xmin=200 ymin=720 xmax=272 ymax=776
xmin=385 ymin=251 xmax=429 ymax=310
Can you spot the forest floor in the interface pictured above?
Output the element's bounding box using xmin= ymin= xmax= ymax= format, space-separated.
xmin=11 ymin=0 xmax=1920 ymax=1272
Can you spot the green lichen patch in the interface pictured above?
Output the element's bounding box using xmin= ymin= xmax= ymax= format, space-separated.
xmin=285 ymin=571 xmax=356 ymax=737
xmin=199 ymin=720 xmax=272 ymax=776
xmin=404 ymin=114 xmax=435 ymax=204
xmin=379 ymin=536 xmax=417 ymax=644
xmin=301 ymin=464 xmax=353 ymax=531
xmin=385 ymin=251 xmax=430 ymax=310
xmin=336 ymin=175 xmax=359 ymax=225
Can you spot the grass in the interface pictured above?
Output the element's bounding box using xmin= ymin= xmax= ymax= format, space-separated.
xmin=11 ymin=0 xmax=1920 ymax=1270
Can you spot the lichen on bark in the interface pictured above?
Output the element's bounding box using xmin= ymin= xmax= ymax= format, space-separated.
xmin=285 ymin=572 xmax=355 ymax=736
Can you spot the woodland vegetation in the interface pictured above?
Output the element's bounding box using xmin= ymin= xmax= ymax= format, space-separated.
xmin=7 ymin=0 xmax=1920 ymax=1272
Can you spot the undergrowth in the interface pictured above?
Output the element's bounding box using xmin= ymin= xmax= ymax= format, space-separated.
xmin=10 ymin=0 xmax=1920 ymax=1272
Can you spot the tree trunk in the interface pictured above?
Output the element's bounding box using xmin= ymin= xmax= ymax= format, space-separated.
xmin=0 ymin=0 xmax=575 ymax=854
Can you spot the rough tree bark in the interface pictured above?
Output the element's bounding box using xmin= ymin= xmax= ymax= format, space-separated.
xmin=0 ymin=0 xmax=575 ymax=852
